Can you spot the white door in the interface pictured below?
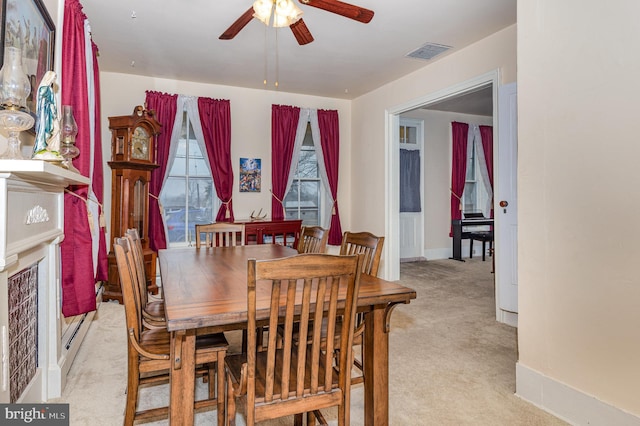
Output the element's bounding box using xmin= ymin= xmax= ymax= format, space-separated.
xmin=496 ymin=82 xmax=518 ymax=314
xmin=399 ymin=118 xmax=424 ymax=260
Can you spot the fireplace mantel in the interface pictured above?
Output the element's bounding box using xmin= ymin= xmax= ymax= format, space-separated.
xmin=0 ymin=160 xmax=90 ymax=403
xmin=0 ymin=159 xmax=90 ymax=186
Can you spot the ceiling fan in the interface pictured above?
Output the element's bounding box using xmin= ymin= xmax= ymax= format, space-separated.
xmin=219 ymin=0 xmax=374 ymax=46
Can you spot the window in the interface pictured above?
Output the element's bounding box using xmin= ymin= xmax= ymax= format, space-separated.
xmin=161 ymin=111 xmax=217 ymax=245
xmin=463 ymin=135 xmax=490 ymax=215
xmin=284 ymin=123 xmax=322 ymax=226
xmin=399 ymin=122 xmax=418 ymax=145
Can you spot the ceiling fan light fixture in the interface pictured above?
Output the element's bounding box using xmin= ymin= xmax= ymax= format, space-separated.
xmin=253 ymin=0 xmax=303 ymax=28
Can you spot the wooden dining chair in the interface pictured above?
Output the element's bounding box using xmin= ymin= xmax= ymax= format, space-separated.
xmin=286 ymin=231 xmax=384 ymax=391
xmin=340 ymin=231 xmax=384 ymax=276
xmin=297 ymin=226 xmax=329 ymax=254
xmin=338 ymin=231 xmax=384 ymax=385
xmin=195 ymin=222 xmax=245 ymax=248
xmin=113 ymin=237 xmax=229 ymax=425
xmin=125 ymin=229 xmax=165 ymax=329
xmin=225 ymin=253 xmax=364 ymax=426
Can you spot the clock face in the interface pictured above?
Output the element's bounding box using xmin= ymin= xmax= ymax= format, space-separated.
xmin=131 ymin=126 xmax=150 ymax=160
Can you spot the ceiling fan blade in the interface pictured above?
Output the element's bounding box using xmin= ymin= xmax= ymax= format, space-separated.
xmin=290 ymin=19 xmax=314 ymax=45
xmin=219 ymin=6 xmax=255 ymax=40
xmin=299 ymin=0 xmax=374 ymax=23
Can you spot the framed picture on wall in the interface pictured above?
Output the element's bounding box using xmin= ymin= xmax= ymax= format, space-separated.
xmin=240 ymin=158 xmax=261 ymax=192
xmin=0 ymin=1 xmax=4 ymax=49
xmin=2 ymin=0 xmax=55 ymax=116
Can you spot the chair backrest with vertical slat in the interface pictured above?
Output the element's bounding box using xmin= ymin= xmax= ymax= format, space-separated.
xmin=339 ymin=231 xmax=385 ymax=276
xmin=195 ymin=223 xmax=245 ymax=248
xmin=297 ymin=226 xmax=328 ymax=254
xmin=113 ymin=237 xmax=144 ymax=342
xmin=245 ymin=253 xmax=363 ymax=424
xmin=125 ymin=229 xmax=151 ymax=308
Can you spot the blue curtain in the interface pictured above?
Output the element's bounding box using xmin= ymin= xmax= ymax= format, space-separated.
xmin=400 ymin=149 xmax=421 ymax=212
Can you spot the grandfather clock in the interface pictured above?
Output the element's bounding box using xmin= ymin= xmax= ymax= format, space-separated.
xmin=104 ymin=105 xmax=161 ymax=303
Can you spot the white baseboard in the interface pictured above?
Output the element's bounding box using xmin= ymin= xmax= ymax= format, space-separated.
xmin=424 ymin=247 xmax=451 ymax=260
xmin=497 ymin=309 xmax=518 ymax=327
xmin=516 ymin=363 xmax=640 ymax=425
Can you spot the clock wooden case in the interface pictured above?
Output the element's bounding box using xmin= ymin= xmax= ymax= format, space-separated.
xmin=104 ymin=106 xmax=161 ymax=303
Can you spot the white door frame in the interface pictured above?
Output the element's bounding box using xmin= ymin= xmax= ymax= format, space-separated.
xmin=385 ymin=70 xmax=504 ymax=318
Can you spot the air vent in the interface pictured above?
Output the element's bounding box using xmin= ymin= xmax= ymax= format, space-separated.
xmin=406 ymin=42 xmax=451 ymax=61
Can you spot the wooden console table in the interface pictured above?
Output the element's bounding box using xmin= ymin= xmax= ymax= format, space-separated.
xmin=234 ymin=218 xmax=302 ymax=248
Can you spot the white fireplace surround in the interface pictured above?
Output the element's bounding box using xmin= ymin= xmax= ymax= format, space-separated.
xmin=0 ymin=160 xmax=91 ymax=402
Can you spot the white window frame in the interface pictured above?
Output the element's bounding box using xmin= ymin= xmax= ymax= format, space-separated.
xmin=463 ymin=124 xmax=492 ymax=220
xmin=161 ymin=108 xmax=220 ymax=247
xmin=285 ymin=122 xmax=329 ymax=226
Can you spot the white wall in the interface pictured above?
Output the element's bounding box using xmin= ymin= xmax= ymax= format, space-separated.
xmin=401 ymin=109 xmax=492 ymax=258
xmin=98 ymin=73 xmax=352 ymax=246
xmin=516 ymin=0 xmax=640 ymax=421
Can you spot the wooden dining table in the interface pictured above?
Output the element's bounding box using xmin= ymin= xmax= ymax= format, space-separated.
xmin=158 ymin=244 xmax=417 ymax=425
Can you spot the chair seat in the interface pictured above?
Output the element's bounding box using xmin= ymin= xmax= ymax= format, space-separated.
xmin=143 ymin=300 xmax=165 ymax=320
xmin=468 ymin=231 xmax=493 ymax=241
xmin=138 ymin=328 xmax=229 ymax=361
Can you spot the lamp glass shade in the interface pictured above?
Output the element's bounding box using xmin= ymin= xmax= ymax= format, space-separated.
xmin=0 ymin=47 xmax=31 ymax=110
xmin=253 ymin=0 xmax=302 ymax=27
xmin=273 ymin=0 xmax=302 ymax=27
xmin=61 ymin=105 xmax=78 ymax=143
xmin=253 ymin=0 xmax=274 ymax=25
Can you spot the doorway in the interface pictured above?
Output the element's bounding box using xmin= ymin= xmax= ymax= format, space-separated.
xmin=385 ymin=70 xmax=515 ymax=323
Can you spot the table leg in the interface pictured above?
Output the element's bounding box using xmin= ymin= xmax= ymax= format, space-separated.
xmin=450 ymin=220 xmax=464 ymax=261
xmin=363 ymin=305 xmax=389 ymax=426
xmin=217 ymin=351 xmax=225 ymax=426
xmin=169 ymin=329 xmax=196 ymax=425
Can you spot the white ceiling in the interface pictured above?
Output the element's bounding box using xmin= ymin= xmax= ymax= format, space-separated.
xmin=422 ymin=86 xmax=494 ymax=117
xmin=82 ymin=0 xmax=516 ymax=101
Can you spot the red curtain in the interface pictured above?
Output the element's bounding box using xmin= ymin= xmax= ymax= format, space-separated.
xmin=271 ymin=105 xmax=300 ymax=220
xmin=60 ymin=0 xmax=95 ymax=316
xmin=450 ymin=121 xmax=469 ymax=236
xmin=479 ymin=125 xmax=494 ymax=218
xmin=145 ymin=91 xmax=178 ymax=251
xmin=198 ymin=97 xmax=234 ymax=222
xmin=317 ymin=109 xmax=343 ymax=245
xmin=91 ymin=41 xmax=108 ymax=281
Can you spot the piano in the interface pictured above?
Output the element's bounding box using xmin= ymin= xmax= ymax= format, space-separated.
xmin=450 ymin=213 xmax=494 ymax=261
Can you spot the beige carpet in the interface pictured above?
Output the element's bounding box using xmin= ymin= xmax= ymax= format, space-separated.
xmin=52 ymin=258 xmax=568 ymax=425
